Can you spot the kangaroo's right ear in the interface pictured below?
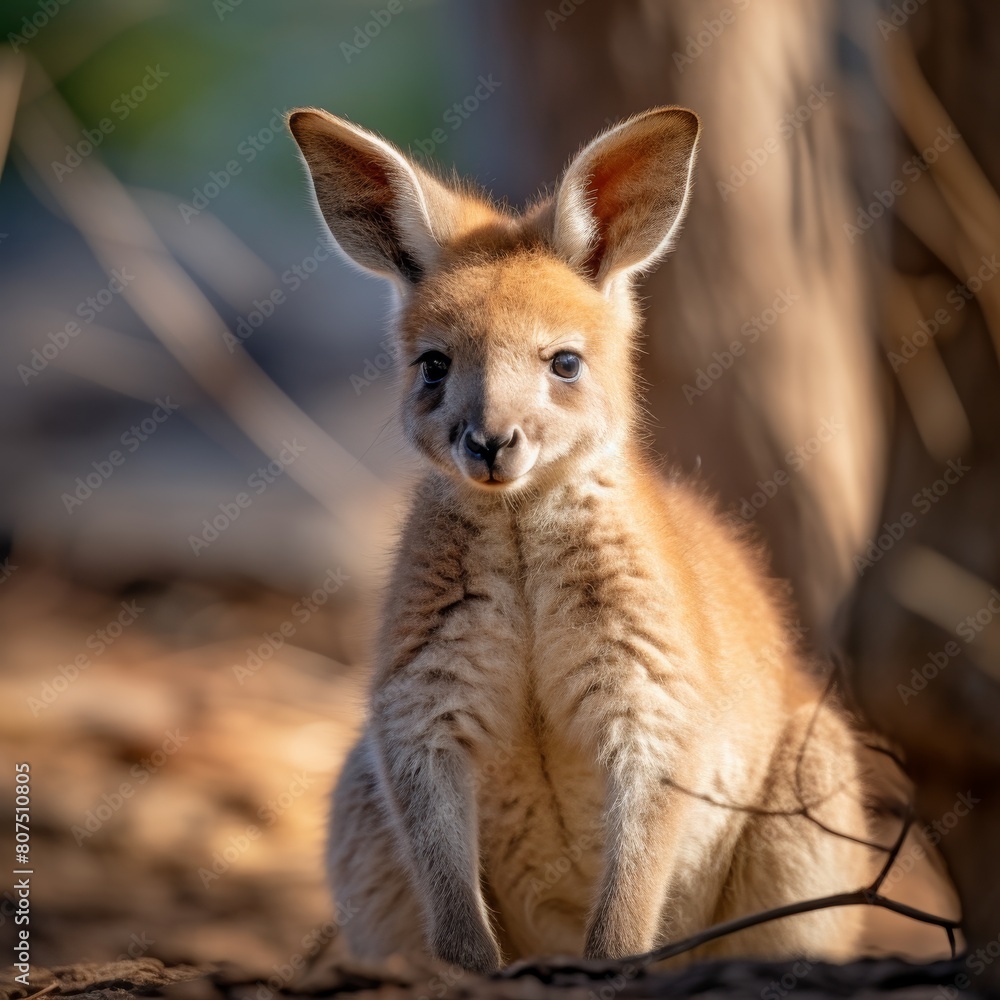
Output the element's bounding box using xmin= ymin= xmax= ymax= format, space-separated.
xmin=552 ymin=107 xmax=700 ymax=291
xmin=287 ymin=108 xmax=462 ymax=287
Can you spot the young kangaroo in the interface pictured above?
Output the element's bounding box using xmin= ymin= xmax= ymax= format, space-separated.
xmin=288 ymin=106 xmax=874 ymax=973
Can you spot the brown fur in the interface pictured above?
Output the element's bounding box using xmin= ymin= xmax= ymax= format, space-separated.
xmin=288 ymin=106 xmax=874 ymax=972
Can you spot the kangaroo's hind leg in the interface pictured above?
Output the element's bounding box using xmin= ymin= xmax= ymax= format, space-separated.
xmin=704 ymin=697 xmax=877 ymax=961
xmin=327 ymin=734 xmax=425 ymax=963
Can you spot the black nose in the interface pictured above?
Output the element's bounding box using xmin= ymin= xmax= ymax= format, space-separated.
xmin=463 ymin=428 xmax=517 ymax=469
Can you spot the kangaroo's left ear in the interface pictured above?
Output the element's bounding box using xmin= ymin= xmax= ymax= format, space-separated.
xmin=552 ymin=107 xmax=700 ymax=290
xmin=287 ymin=107 xmax=475 ymax=289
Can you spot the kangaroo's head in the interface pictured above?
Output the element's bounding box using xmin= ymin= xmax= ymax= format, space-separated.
xmin=289 ymin=106 xmax=699 ymax=494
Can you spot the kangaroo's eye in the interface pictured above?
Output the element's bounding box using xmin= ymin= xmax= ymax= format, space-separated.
xmin=418 ymin=351 xmax=451 ymax=384
xmin=551 ymin=351 xmax=582 ymax=382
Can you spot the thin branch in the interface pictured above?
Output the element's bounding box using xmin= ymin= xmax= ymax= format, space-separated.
xmin=791 ymin=667 xmax=836 ymax=807
xmin=863 ymin=741 xmax=908 ymax=772
xmin=658 ymin=775 xmax=895 ymax=853
xmin=24 ymin=986 xmax=59 ymax=1000
xmin=871 ymin=808 xmax=914 ymax=893
xmin=802 ymin=813 xmax=895 ymax=853
xmin=501 ymin=886 xmax=959 ymax=981
xmin=634 ymin=889 xmax=959 ymax=967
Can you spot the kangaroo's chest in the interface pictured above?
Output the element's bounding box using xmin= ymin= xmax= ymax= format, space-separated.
xmin=408 ymin=486 xmax=660 ymax=719
xmin=389 ymin=479 xmax=677 ymax=762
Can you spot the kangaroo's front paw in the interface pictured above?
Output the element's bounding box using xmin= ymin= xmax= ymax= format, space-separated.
xmin=432 ymin=921 xmax=501 ymax=974
xmin=584 ymin=908 xmax=650 ymax=961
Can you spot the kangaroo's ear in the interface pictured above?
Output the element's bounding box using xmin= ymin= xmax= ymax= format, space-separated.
xmin=287 ymin=108 xmax=463 ymax=287
xmin=552 ymin=107 xmax=700 ymax=289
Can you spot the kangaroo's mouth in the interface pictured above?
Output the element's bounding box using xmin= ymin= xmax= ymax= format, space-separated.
xmin=464 ymin=469 xmax=526 ymax=490
xmin=455 ymin=462 xmax=533 ymax=492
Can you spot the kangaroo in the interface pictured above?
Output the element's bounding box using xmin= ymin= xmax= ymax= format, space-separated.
xmin=287 ymin=105 xmax=874 ymax=973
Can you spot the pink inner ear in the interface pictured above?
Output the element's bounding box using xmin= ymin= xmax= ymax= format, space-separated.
xmin=581 ymin=142 xmax=661 ymax=279
xmin=323 ymin=132 xmax=396 ymax=208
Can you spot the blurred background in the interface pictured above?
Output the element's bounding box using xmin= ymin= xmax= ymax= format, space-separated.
xmin=1 ymin=0 xmax=998 ymax=982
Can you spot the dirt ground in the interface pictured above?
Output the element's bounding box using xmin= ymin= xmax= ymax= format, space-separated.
xmin=0 ymin=564 xmax=964 ymax=992
xmin=0 ymin=953 xmax=980 ymax=1000
xmin=2 ymin=565 xmax=368 ymax=973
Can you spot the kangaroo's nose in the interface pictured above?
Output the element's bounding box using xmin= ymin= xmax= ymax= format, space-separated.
xmin=462 ymin=427 xmax=518 ymax=469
